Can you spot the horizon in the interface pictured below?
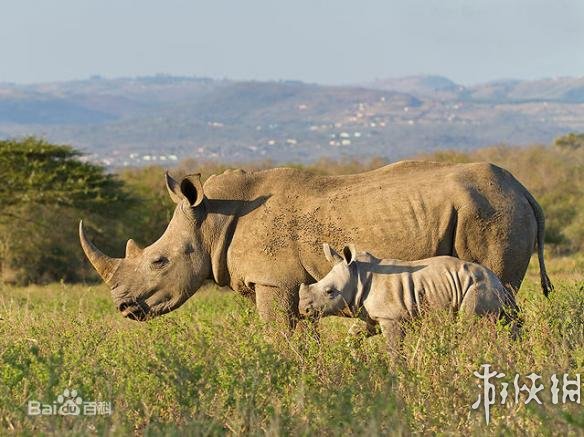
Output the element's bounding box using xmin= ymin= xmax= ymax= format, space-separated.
xmin=2 ymin=0 xmax=583 ymax=86
xmin=3 ymin=72 xmax=584 ymax=88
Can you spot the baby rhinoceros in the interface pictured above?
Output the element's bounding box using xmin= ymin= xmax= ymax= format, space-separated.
xmin=299 ymin=244 xmax=520 ymax=355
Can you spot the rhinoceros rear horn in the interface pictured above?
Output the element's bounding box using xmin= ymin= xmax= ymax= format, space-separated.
xmin=79 ymin=220 xmax=121 ymax=284
xmin=125 ymin=239 xmax=142 ymax=259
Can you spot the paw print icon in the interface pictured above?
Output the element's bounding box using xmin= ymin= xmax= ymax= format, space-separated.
xmin=57 ymin=389 xmax=83 ymax=416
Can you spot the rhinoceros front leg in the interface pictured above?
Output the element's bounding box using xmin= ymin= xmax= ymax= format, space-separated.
xmin=344 ymin=320 xmax=379 ymax=353
xmin=379 ymin=319 xmax=406 ymax=358
xmin=254 ymin=284 xmax=299 ymax=332
xmin=348 ymin=320 xmax=381 ymax=338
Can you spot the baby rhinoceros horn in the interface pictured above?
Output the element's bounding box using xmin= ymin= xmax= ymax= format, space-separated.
xmin=78 ymin=220 xmax=122 ymax=285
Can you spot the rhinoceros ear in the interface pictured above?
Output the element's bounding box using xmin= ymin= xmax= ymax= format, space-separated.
xmin=323 ymin=243 xmax=343 ymax=265
xmin=180 ymin=174 xmax=205 ymax=207
xmin=165 ymin=172 xmax=205 ymax=208
xmin=342 ymin=244 xmax=357 ymax=265
xmin=165 ymin=172 xmax=184 ymax=204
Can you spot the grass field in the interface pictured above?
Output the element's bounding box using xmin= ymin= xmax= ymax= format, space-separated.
xmin=1 ymin=254 xmax=583 ymax=435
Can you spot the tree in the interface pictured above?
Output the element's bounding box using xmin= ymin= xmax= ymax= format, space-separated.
xmin=553 ymin=132 xmax=584 ymax=150
xmin=0 ymin=137 xmax=134 ymax=283
xmin=0 ymin=137 xmax=130 ymax=218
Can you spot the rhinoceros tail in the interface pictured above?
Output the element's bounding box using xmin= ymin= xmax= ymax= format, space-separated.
xmin=523 ymin=189 xmax=554 ymax=297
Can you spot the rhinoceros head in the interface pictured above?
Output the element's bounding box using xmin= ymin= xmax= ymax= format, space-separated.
xmin=79 ymin=172 xmax=211 ymax=321
xmin=298 ymin=243 xmax=359 ymax=318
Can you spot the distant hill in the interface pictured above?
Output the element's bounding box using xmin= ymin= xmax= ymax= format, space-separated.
xmin=365 ymin=75 xmax=584 ymax=103
xmin=365 ymin=75 xmax=464 ymax=100
xmin=468 ymin=77 xmax=584 ymax=102
xmin=1 ymin=74 xmax=583 ymax=166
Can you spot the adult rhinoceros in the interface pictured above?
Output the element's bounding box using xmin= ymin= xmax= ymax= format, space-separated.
xmin=79 ymin=161 xmax=552 ymax=327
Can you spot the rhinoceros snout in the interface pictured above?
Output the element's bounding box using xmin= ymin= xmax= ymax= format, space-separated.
xmin=299 ymin=283 xmax=310 ymax=298
xmin=298 ymin=303 xmax=313 ymax=317
xmin=298 ymin=284 xmax=315 ymax=316
xmin=118 ymin=300 xmax=148 ymax=321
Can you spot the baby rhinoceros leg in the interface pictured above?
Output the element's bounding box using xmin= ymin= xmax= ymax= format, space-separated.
xmin=348 ymin=320 xmax=381 ymax=338
xmin=345 ymin=320 xmax=381 ymax=352
xmin=378 ymin=319 xmax=406 ymax=358
xmin=459 ymin=280 xmax=522 ymax=340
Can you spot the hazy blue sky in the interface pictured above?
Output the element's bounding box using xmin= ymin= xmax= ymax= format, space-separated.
xmin=2 ymin=0 xmax=583 ymax=85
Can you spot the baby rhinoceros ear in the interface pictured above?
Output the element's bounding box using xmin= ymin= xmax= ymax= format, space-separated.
xmin=342 ymin=244 xmax=357 ymax=265
xmin=323 ymin=243 xmax=343 ymax=265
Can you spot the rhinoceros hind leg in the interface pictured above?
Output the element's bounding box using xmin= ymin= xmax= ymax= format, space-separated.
xmin=498 ymin=294 xmax=523 ymax=341
xmin=460 ymin=284 xmax=522 ymax=340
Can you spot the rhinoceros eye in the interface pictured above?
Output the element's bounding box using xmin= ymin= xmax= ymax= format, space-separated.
xmin=150 ymin=255 xmax=168 ymax=269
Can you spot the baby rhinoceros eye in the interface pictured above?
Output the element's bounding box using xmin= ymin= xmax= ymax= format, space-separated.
xmin=150 ymin=255 xmax=168 ymax=269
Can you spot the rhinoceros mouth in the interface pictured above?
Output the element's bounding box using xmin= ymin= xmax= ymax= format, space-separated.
xmin=119 ymin=301 xmax=149 ymax=321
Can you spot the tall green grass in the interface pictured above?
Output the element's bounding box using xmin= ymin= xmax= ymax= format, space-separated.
xmin=0 ymin=255 xmax=583 ymax=435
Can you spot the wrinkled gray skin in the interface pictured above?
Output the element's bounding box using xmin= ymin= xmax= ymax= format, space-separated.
xmin=299 ymin=244 xmax=519 ymax=353
xmin=79 ymin=161 xmax=551 ymax=326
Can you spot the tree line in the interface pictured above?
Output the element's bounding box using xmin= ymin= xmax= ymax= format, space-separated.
xmin=1 ymin=134 xmax=583 ymax=285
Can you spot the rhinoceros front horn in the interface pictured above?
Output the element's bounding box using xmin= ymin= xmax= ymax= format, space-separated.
xmin=79 ymin=220 xmax=121 ymax=284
